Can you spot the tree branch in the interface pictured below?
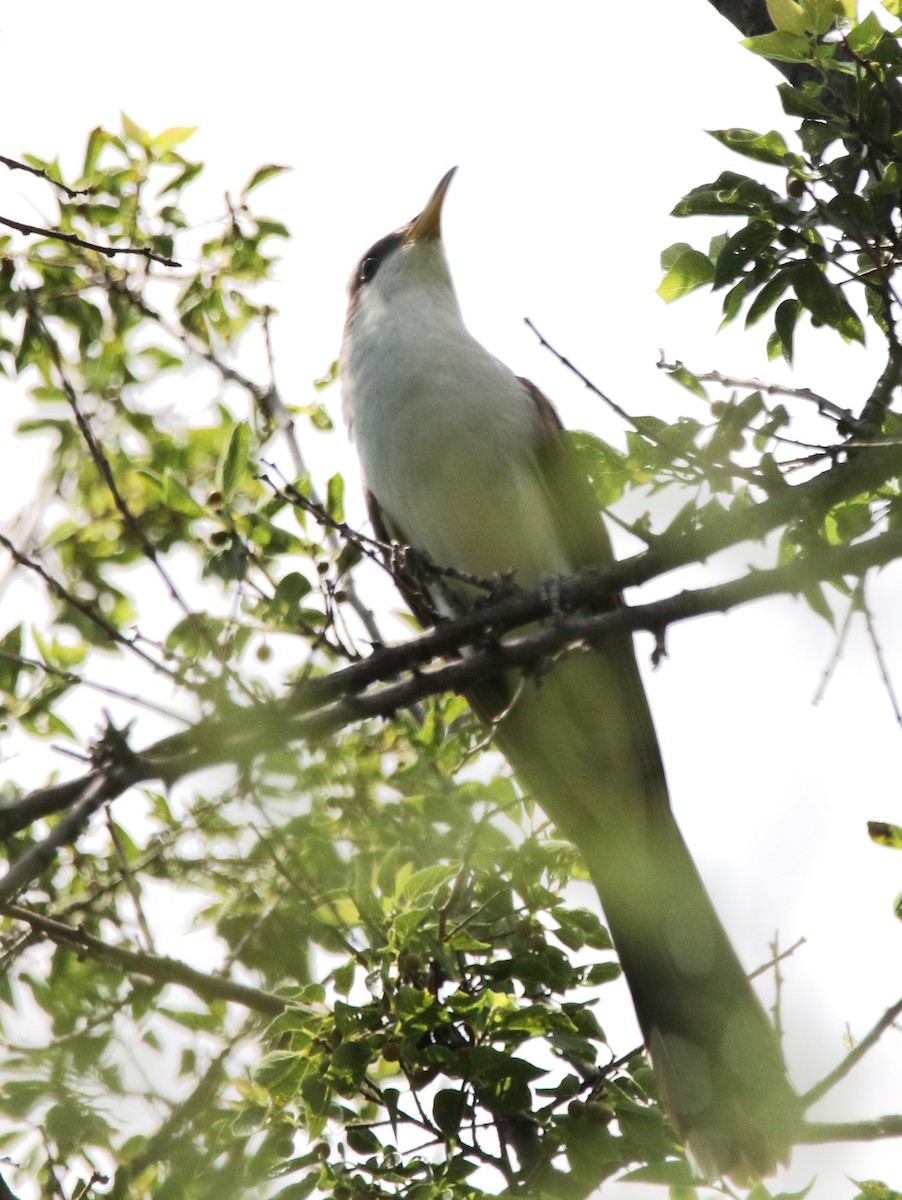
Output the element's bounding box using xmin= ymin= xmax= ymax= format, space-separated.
xmin=1 ymin=904 xmax=294 ymax=1016
xmin=0 ymin=531 xmax=179 ymax=682
xmin=0 ymin=153 xmax=91 ymax=198
xmin=0 ymin=214 xmax=180 ymax=268
xmin=3 ymin=518 xmax=902 ymax=901
xmin=803 ymin=994 xmax=902 ymax=1107
xmin=800 ymin=1115 xmax=902 ymax=1143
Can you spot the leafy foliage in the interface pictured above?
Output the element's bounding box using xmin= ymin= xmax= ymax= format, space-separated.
xmin=2 ymin=7 xmax=902 ymax=1195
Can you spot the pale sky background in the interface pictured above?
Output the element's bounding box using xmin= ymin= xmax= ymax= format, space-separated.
xmin=2 ymin=2 xmax=902 ymax=1197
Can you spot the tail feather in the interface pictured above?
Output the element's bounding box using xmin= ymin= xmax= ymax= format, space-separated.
xmin=470 ymin=636 xmax=800 ymax=1179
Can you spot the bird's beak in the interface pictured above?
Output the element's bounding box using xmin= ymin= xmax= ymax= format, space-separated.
xmin=405 ymin=167 xmax=457 ymax=244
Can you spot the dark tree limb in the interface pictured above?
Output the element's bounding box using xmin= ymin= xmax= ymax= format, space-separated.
xmin=3 ymin=516 xmax=902 ymax=903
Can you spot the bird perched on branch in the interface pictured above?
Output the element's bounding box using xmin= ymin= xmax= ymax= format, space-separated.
xmin=339 ymin=168 xmax=799 ymax=1180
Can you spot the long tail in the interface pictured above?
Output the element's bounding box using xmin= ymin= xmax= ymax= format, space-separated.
xmin=470 ymin=635 xmax=801 ymax=1180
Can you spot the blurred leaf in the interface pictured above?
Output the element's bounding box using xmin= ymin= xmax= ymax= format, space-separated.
xmin=709 ymin=127 xmax=791 ymax=165
xmin=657 ymin=249 xmax=715 ymax=301
xmin=242 ymin=164 xmax=292 ymax=195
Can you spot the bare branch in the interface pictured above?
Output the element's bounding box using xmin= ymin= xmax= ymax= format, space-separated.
xmin=1 ymin=903 xmax=294 ymax=1016
xmin=105 ymin=807 xmax=155 ymax=953
xmin=28 ymin=300 xmax=194 ymax=617
xmin=800 ymin=1115 xmax=902 ymax=1143
xmin=0 ymin=767 xmax=131 ymax=903
xmin=657 ymin=353 xmax=868 ymax=435
xmin=0 ymin=213 xmax=180 ymax=267
xmin=803 ymin=995 xmax=902 ymax=1106
xmin=4 ymin=518 xmax=902 ymax=905
xmin=813 ymin=581 xmax=861 ymax=706
xmin=0 ymin=153 xmax=92 ymax=198
xmin=0 ymin=648 xmax=188 ymax=720
xmin=748 ymin=935 xmax=807 ymax=981
xmin=0 ymin=531 xmax=179 ymax=682
xmin=863 ymin=585 xmax=902 ymax=731
xmin=850 ymin=339 xmax=902 ymax=438
xmin=525 ymin=318 xmax=638 ymax=428
xmin=109 ymin=280 xmax=386 ymax=646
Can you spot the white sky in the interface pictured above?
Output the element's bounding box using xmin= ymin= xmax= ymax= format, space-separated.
xmin=2 ymin=2 xmax=902 ymax=1197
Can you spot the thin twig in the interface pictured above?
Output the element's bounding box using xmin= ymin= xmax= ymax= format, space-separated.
xmin=0 ymin=772 xmax=126 ymax=902
xmin=748 ymin=935 xmax=807 ymax=982
xmin=770 ymin=932 xmax=785 ymax=1043
xmin=813 ymin=580 xmax=861 ymax=706
xmin=863 ymin=589 xmax=902 ymax=730
xmin=105 ymin=807 xmax=155 ymax=953
xmin=0 ymin=531 xmax=178 ymax=682
xmin=525 ymin=318 xmax=638 ymax=427
xmin=4 ymin=508 xmax=902 ymax=893
xmin=0 ymin=648 xmax=187 ymax=721
xmin=0 ymin=153 xmax=92 ymax=198
xmin=0 ymin=213 xmax=180 ymax=267
xmin=29 ymin=299 xmax=194 ymax=616
xmin=110 ymin=281 xmax=386 ymax=645
xmin=657 ymin=353 xmax=868 ymax=435
xmin=802 ymin=994 xmax=902 ymax=1106
xmin=0 ymin=904 xmax=297 ymax=1016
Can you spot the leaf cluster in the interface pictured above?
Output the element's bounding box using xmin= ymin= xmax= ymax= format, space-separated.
xmin=3 ymin=11 xmax=902 ymax=1194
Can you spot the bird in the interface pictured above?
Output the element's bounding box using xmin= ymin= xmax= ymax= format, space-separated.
xmin=339 ymin=167 xmax=800 ymax=1180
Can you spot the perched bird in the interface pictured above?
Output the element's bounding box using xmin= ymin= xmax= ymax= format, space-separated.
xmin=339 ymin=168 xmax=799 ymax=1179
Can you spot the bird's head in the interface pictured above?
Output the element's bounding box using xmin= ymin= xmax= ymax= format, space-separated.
xmin=344 ymin=168 xmax=459 ymax=322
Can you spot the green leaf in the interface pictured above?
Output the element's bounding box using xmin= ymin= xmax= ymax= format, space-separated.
xmin=802 ymin=581 xmax=835 ymax=627
xmin=396 ymin=863 xmax=455 ymax=906
xmin=120 ymin=112 xmax=151 ymax=147
xmin=774 ymin=297 xmax=801 ymax=363
xmin=138 ymin=469 xmax=205 ymax=517
xmin=138 ymin=346 xmax=184 ymax=371
xmin=871 ymin=161 xmax=902 ymax=195
xmin=81 ymin=127 xmax=107 ymax=179
xmin=0 ymin=625 xmax=24 ymax=693
xmin=158 ymin=161 xmax=204 ymax=195
xmin=665 ymin=365 xmax=708 ymax=400
xmin=802 ymin=0 xmax=839 ymax=34
xmin=767 ymin=0 xmax=810 ymax=33
xmin=778 ymin=82 xmax=836 ymax=120
xmin=790 ymin=261 xmax=865 ymax=342
xmin=746 ymin=268 xmax=793 ymax=327
xmin=220 ymin=421 xmax=251 ymax=498
xmin=621 ymin=1160 xmax=696 ymax=1185
xmin=673 ymin=172 xmax=789 ymax=220
xmin=848 ymin=11 xmax=887 ymax=54
xmin=242 ymin=164 xmax=292 ymax=196
xmin=713 ymin=219 xmax=776 ymax=288
xmin=772 ymin=1180 xmax=816 ymax=1200
xmin=271 ymin=1176 xmax=320 ymax=1200
xmin=433 ymin=1088 xmax=467 ymax=1138
xmin=325 ymin=473 xmax=344 ymax=522
xmin=709 ymin=127 xmax=790 ymax=166
xmin=742 ymin=31 xmax=813 ymax=61
xmin=659 ymin=241 xmax=696 ymax=271
xmin=154 ymin=125 xmax=198 ymax=152
xmin=656 ymin=249 xmax=715 ymax=301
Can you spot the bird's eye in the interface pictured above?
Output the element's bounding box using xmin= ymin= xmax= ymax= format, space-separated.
xmin=358 ymin=255 xmax=379 ymax=284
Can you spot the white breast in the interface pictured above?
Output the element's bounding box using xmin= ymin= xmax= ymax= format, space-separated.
xmin=340 ymin=241 xmax=571 ymax=586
